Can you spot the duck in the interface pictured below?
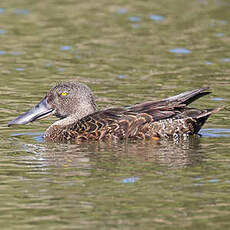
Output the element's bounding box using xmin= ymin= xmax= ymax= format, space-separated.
xmin=8 ymin=82 xmax=220 ymax=143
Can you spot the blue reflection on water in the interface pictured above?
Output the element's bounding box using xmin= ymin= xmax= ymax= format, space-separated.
xmin=11 ymin=132 xmax=43 ymax=137
xmin=205 ymin=61 xmax=212 ymax=65
xmin=0 ymin=29 xmax=7 ymax=34
xmin=169 ymin=48 xmax=191 ymax=54
xmin=16 ymin=68 xmax=24 ymax=71
xmin=9 ymin=51 xmax=24 ymax=55
xmin=13 ymin=9 xmax=30 ymax=15
xmin=149 ymin=14 xmax=164 ymax=21
xmin=58 ymin=68 xmax=64 ymax=72
xmin=117 ymin=8 xmax=128 ymax=14
xmin=0 ymin=51 xmax=25 ymax=55
xmin=60 ymin=45 xmax=72 ymax=51
xmin=118 ymin=75 xmax=127 ymax=79
xmin=211 ymin=20 xmax=227 ymax=27
xmin=193 ymin=177 xmax=221 ymax=186
xmin=200 ymin=129 xmax=230 ymax=138
xmin=122 ymin=177 xmax=139 ymax=183
xmin=128 ymin=16 xmax=141 ymax=22
xmin=220 ymin=58 xmax=230 ymax=62
xmin=33 ymin=135 xmax=44 ymax=142
xmin=215 ymin=32 xmax=224 ymax=37
xmin=0 ymin=50 xmax=6 ymax=55
xmin=0 ymin=8 xmax=5 ymax=14
xmin=210 ymin=97 xmax=224 ymax=101
xmin=209 ymin=179 xmax=220 ymax=183
xmin=10 ymin=132 xmax=44 ymax=142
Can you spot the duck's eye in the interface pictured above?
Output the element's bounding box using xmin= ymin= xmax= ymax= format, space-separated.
xmin=61 ymin=92 xmax=68 ymax=97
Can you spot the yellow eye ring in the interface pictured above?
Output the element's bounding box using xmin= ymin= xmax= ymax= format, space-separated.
xmin=61 ymin=92 xmax=68 ymax=96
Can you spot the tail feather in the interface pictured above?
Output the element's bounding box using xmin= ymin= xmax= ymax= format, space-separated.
xmin=193 ymin=107 xmax=222 ymax=133
xmin=167 ymin=87 xmax=211 ymax=105
xmin=196 ymin=107 xmax=222 ymax=119
xmin=129 ymin=87 xmax=212 ymax=113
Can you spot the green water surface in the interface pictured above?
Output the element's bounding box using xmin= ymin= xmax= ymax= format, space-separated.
xmin=0 ymin=0 xmax=230 ymax=229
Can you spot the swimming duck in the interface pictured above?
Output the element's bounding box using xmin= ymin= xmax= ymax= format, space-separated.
xmin=8 ymin=82 xmax=220 ymax=143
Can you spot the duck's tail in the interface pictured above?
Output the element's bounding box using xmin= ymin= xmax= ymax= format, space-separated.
xmin=193 ymin=107 xmax=222 ymax=133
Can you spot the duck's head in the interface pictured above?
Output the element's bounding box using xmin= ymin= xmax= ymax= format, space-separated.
xmin=8 ymin=82 xmax=97 ymax=126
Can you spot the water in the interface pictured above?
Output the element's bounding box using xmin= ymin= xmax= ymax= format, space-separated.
xmin=0 ymin=0 xmax=230 ymax=229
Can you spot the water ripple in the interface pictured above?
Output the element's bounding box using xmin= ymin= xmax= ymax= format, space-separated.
xmin=149 ymin=14 xmax=164 ymax=21
xmin=169 ymin=48 xmax=191 ymax=54
xmin=200 ymin=129 xmax=230 ymax=138
xmin=58 ymin=68 xmax=65 ymax=72
xmin=60 ymin=45 xmax=72 ymax=51
xmin=209 ymin=179 xmax=220 ymax=183
xmin=12 ymin=9 xmax=30 ymax=15
xmin=9 ymin=51 xmax=25 ymax=55
xmin=118 ymin=75 xmax=127 ymax=79
xmin=128 ymin=16 xmax=141 ymax=22
xmin=122 ymin=177 xmax=139 ymax=183
xmin=210 ymin=97 xmax=224 ymax=101
xmin=16 ymin=68 xmax=25 ymax=71
xmin=215 ymin=32 xmax=224 ymax=37
xmin=0 ymin=29 xmax=7 ymax=34
xmin=131 ymin=24 xmax=141 ymax=28
xmin=220 ymin=58 xmax=230 ymax=62
xmin=117 ymin=8 xmax=128 ymax=14
xmin=211 ymin=20 xmax=227 ymax=27
xmin=0 ymin=50 xmax=6 ymax=55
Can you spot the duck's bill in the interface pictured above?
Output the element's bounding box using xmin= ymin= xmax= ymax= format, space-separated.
xmin=8 ymin=97 xmax=54 ymax=127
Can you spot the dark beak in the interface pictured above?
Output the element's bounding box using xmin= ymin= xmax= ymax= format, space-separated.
xmin=8 ymin=97 xmax=54 ymax=127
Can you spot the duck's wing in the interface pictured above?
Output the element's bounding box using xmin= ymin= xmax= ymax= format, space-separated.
xmin=63 ymin=106 xmax=178 ymax=141
xmin=128 ymin=87 xmax=211 ymax=113
xmin=64 ymin=108 xmax=130 ymax=140
xmin=63 ymin=88 xmax=213 ymax=141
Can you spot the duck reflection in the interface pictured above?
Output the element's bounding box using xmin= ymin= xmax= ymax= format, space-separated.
xmin=86 ymin=137 xmax=202 ymax=169
xmin=22 ymin=136 xmax=203 ymax=171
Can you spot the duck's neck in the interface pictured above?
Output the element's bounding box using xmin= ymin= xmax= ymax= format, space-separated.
xmin=54 ymin=114 xmax=83 ymax=126
xmin=52 ymin=102 xmax=97 ymax=127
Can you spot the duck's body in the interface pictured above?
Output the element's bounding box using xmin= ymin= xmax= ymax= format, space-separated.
xmin=8 ymin=82 xmax=220 ymax=143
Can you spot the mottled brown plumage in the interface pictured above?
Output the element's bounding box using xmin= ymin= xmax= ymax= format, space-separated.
xmin=8 ymin=82 xmax=220 ymax=143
